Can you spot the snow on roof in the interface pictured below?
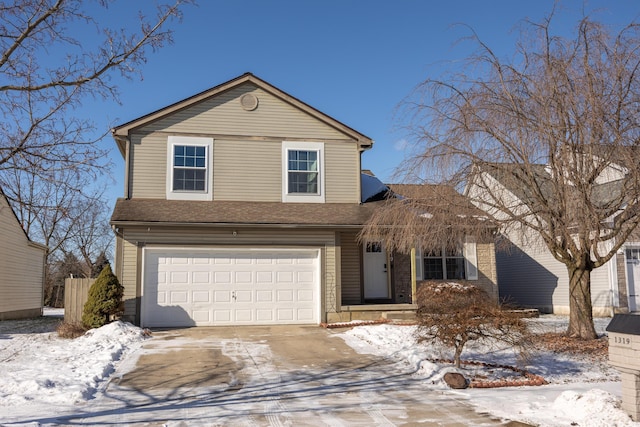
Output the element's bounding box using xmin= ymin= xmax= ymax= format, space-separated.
xmin=361 ymin=172 xmax=389 ymax=203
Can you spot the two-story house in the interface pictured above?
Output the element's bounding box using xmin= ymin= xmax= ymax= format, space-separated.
xmin=110 ymin=73 xmax=497 ymax=327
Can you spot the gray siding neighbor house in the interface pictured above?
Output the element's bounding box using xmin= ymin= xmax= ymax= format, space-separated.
xmin=467 ymin=162 xmax=638 ymax=316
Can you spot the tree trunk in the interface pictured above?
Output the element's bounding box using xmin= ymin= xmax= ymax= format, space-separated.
xmin=566 ymin=266 xmax=598 ymax=339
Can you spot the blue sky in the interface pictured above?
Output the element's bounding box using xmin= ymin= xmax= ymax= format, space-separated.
xmin=88 ymin=0 xmax=640 ymax=207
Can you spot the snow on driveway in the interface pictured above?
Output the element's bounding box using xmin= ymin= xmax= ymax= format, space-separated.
xmin=0 ymin=309 xmax=637 ymax=426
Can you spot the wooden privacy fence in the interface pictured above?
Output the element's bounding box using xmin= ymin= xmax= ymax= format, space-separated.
xmin=64 ymin=278 xmax=94 ymax=324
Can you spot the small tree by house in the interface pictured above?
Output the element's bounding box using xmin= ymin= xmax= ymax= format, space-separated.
xmin=415 ymin=281 xmax=529 ymax=368
xmin=82 ymin=264 xmax=123 ymax=329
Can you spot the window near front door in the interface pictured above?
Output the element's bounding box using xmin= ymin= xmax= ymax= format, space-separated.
xmin=366 ymin=242 xmax=383 ymax=253
xmin=166 ymin=136 xmax=213 ymax=201
xmin=281 ymin=141 xmax=325 ymax=203
xmin=288 ymin=150 xmax=318 ymax=194
xmin=423 ymin=247 xmax=467 ymax=280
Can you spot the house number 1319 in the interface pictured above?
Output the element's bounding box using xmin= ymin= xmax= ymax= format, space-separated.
xmin=614 ymin=336 xmax=631 ymax=345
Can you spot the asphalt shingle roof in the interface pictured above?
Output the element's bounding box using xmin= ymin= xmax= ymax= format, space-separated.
xmin=110 ymin=199 xmax=382 ymax=226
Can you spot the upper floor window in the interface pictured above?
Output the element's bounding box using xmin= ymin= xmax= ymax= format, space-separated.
xmin=288 ymin=150 xmax=318 ymax=194
xmin=173 ymin=145 xmax=206 ymax=191
xmin=282 ymin=141 xmax=325 ymax=203
xmin=166 ymin=136 xmax=213 ymax=201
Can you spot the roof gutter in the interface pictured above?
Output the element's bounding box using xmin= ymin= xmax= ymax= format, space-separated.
xmin=109 ymin=220 xmax=367 ymax=229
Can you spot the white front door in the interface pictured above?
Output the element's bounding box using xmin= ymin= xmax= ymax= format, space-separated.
xmin=626 ymin=249 xmax=640 ymax=312
xmin=363 ymin=242 xmax=389 ymax=299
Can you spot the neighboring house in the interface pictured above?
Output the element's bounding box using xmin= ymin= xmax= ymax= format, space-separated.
xmin=468 ymin=162 xmax=638 ymax=316
xmin=109 ymin=73 xmax=497 ymax=327
xmin=0 ymin=189 xmax=47 ymax=320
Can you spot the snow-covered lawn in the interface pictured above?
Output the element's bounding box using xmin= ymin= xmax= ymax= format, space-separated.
xmin=340 ymin=316 xmax=635 ymax=426
xmin=0 ymin=309 xmax=637 ymax=426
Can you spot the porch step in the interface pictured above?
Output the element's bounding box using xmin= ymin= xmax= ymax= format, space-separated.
xmin=382 ymin=311 xmax=417 ymax=321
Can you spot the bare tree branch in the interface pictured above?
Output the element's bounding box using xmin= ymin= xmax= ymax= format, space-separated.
xmin=377 ymin=11 xmax=640 ymax=339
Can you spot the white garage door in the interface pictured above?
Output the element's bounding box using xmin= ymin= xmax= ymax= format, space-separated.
xmin=142 ymin=248 xmax=320 ymax=327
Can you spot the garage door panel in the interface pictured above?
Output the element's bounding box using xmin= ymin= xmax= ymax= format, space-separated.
xmin=214 ymin=290 xmax=231 ymax=302
xmin=235 ymin=271 xmax=252 ymax=283
xmin=256 ymin=290 xmax=273 ymax=302
xmin=298 ymin=289 xmax=313 ymax=301
xmin=192 ymin=311 xmax=211 ymax=323
xmin=192 ymin=291 xmax=210 ymax=303
xmin=213 ymin=310 xmax=231 ymax=322
xmin=277 ymin=309 xmax=294 ymax=321
xmin=143 ymin=249 xmax=319 ymax=327
xmin=192 ymin=271 xmax=210 ymax=283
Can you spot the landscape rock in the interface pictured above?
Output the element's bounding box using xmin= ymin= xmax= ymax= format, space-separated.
xmin=443 ymin=372 xmax=469 ymax=389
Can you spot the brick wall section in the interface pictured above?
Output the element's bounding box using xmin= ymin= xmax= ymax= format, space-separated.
xmin=392 ymin=252 xmax=412 ymax=303
xmin=476 ymin=242 xmax=499 ymax=301
xmin=392 ymin=241 xmax=499 ymax=304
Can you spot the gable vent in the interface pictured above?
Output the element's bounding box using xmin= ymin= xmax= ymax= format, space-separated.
xmin=240 ymin=93 xmax=259 ymax=111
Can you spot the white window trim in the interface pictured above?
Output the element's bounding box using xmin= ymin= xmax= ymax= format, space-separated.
xmin=166 ymin=136 xmax=214 ymax=201
xmin=417 ymin=236 xmax=478 ymax=281
xmin=282 ymin=141 xmax=325 ymax=203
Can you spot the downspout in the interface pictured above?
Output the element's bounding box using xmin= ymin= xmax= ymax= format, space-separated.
xmin=124 ymin=136 xmax=131 ymax=200
xmin=411 ymin=247 xmax=417 ymax=304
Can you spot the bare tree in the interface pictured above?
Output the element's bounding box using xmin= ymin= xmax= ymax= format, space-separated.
xmin=415 ymin=281 xmax=529 ymax=369
xmin=0 ymin=0 xmax=190 ymax=305
xmin=394 ymin=11 xmax=640 ymax=339
xmin=0 ymin=0 xmax=189 ymax=178
xmin=360 ymin=184 xmax=494 ymax=254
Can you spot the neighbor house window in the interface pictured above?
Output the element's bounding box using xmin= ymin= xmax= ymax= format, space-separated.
xmin=282 ymin=141 xmax=325 ymax=203
xmin=166 ymin=136 xmax=213 ymax=201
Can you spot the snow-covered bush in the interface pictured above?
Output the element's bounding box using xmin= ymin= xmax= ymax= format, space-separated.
xmin=415 ymin=281 xmax=529 ymax=368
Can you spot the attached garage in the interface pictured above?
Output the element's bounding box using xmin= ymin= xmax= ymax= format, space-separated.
xmin=142 ymin=248 xmax=320 ymax=327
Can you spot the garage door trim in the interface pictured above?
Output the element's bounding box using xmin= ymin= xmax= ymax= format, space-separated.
xmin=141 ymin=246 xmax=322 ymax=327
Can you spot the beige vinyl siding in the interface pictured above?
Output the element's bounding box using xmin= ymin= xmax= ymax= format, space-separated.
xmin=340 ymin=231 xmax=361 ymax=305
xmin=129 ymin=133 xmax=166 ymax=199
xmin=0 ymin=197 xmax=45 ymax=318
xmin=118 ymin=226 xmax=339 ymax=323
xmin=120 ymin=235 xmax=139 ymax=323
xmin=139 ymin=85 xmax=349 ymax=140
xmin=213 ymin=139 xmax=281 ymax=201
xmin=325 ymin=142 xmax=360 ymax=203
xmin=130 ymin=135 xmax=361 ymax=202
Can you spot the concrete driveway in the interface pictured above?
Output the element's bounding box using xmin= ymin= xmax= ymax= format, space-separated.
xmin=58 ymin=326 xmax=529 ymax=426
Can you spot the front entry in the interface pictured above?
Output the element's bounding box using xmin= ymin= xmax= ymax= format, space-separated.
xmin=363 ymin=242 xmax=390 ymax=299
xmin=625 ymin=248 xmax=640 ymax=312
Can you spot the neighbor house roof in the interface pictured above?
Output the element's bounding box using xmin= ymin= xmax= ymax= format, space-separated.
xmin=478 ymin=162 xmax=625 ymax=209
xmin=111 ymin=72 xmax=374 ymax=155
xmin=0 ymin=188 xmax=47 ymax=251
xmin=110 ymin=199 xmax=382 ymax=227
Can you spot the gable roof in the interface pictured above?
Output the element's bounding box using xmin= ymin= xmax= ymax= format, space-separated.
xmin=0 ymin=188 xmax=47 ymax=251
xmin=111 ymin=73 xmax=374 ymax=155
